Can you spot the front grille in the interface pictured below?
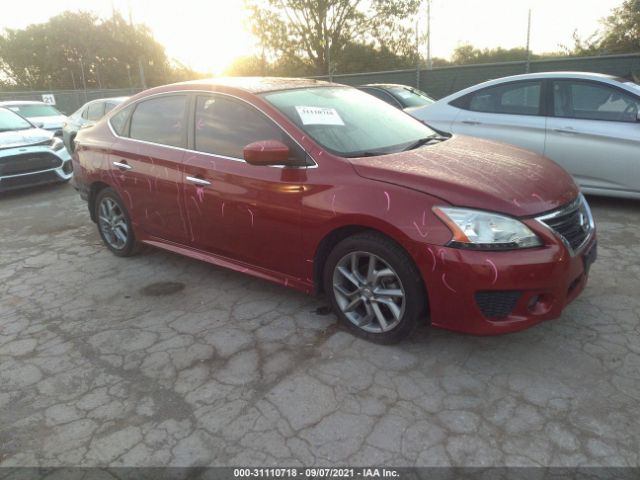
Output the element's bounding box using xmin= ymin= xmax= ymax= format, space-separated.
xmin=475 ymin=291 xmax=522 ymax=319
xmin=537 ymin=196 xmax=593 ymax=254
xmin=0 ymin=170 xmax=61 ymax=191
xmin=0 ymin=152 xmax=62 ymax=176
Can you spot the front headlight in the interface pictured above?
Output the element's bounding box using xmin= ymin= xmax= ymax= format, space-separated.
xmin=49 ymin=137 xmax=65 ymax=151
xmin=433 ymin=206 xmax=542 ymax=250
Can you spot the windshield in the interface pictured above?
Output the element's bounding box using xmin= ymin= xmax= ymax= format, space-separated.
xmin=263 ymin=87 xmax=436 ymax=157
xmin=6 ymin=104 xmax=62 ymax=117
xmin=387 ymin=86 xmax=435 ymax=108
xmin=0 ymin=108 xmax=33 ymax=132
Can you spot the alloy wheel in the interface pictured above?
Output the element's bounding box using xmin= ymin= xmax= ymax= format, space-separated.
xmin=97 ymin=197 xmax=128 ymax=250
xmin=332 ymin=251 xmax=406 ymax=333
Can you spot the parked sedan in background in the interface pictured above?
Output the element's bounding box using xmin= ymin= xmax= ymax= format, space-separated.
xmin=0 ymin=107 xmax=72 ymax=192
xmin=73 ymin=77 xmax=595 ymax=343
xmin=357 ymin=84 xmax=434 ymax=112
xmin=410 ymin=72 xmax=640 ymax=200
xmin=0 ymin=100 xmax=67 ymax=137
xmin=62 ymin=97 xmax=128 ymax=152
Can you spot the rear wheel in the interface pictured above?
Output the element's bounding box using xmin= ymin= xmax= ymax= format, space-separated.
xmin=95 ymin=188 xmax=140 ymax=257
xmin=324 ymin=232 xmax=426 ymax=344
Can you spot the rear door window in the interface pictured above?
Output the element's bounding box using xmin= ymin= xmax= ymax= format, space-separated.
xmin=104 ymin=102 xmax=118 ymax=114
xmin=129 ymin=95 xmax=188 ymax=147
xmin=86 ymin=102 xmax=105 ymax=121
xmin=458 ymin=81 xmax=542 ymax=116
xmin=110 ymin=104 xmax=134 ymax=136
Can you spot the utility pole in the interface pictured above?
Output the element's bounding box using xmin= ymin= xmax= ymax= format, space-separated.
xmin=426 ymin=0 xmax=432 ymax=70
xmin=69 ymin=69 xmax=77 ymax=90
xmin=525 ymin=8 xmax=532 ymax=73
xmin=79 ymin=57 xmax=88 ymax=102
xmin=126 ymin=64 xmax=133 ymax=92
xmin=325 ymin=18 xmax=332 ymax=83
xmin=327 ymin=43 xmax=331 ymax=81
xmin=138 ymin=58 xmax=147 ymax=89
xmin=416 ymin=18 xmax=420 ymax=88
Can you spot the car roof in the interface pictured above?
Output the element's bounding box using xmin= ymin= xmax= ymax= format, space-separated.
xmin=360 ymin=83 xmax=412 ymax=89
xmin=105 ymin=96 xmax=130 ymax=103
xmin=442 ymin=71 xmax=627 ymax=100
xmin=84 ymin=96 xmax=129 ymax=105
xmin=483 ymin=71 xmax=618 ymax=81
xmin=152 ymin=77 xmax=342 ymax=95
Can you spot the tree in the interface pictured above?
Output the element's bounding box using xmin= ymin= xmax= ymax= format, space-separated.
xmin=224 ymin=42 xmax=418 ymax=76
xmin=565 ymin=0 xmax=639 ymax=56
xmin=0 ymin=11 xmax=200 ymax=90
xmin=246 ymin=0 xmax=420 ymax=75
xmin=599 ymin=0 xmax=640 ymax=53
xmin=451 ymin=44 xmax=531 ymax=65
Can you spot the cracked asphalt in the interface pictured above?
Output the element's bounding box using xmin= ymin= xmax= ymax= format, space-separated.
xmin=1 ymin=183 xmax=639 ymax=467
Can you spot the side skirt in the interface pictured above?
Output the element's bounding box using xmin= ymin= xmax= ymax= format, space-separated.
xmin=141 ymin=235 xmax=315 ymax=295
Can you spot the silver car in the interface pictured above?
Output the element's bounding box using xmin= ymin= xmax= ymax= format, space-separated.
xmin=0 ymin=107 xmax=72 ymax=192
xmin=410 ymin=72 xmax=640 ymax=200
xmin=62 ymin=97 xmax=128 ymax=152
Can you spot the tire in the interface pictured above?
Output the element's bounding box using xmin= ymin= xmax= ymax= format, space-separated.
xmin=323 ymin=232 xmax=426 ymax=344
xmin=94 ymin=187 xmax=141 ymax=257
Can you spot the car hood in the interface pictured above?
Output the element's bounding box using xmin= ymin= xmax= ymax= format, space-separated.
xmin=0 ymin=128 xmax=52 ymax=150
xmin=348 ymin=135 xmax=578 ymax=217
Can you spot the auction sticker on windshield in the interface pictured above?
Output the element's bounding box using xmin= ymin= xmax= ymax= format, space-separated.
xmin=295 ymin=106 xmax=344 ymax=125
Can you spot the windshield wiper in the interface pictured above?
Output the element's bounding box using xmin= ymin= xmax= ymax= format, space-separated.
xmin=402 ymin=135 xmax=447 ymax=151
xmin=343 ymin=150 xmax=387 ymax=158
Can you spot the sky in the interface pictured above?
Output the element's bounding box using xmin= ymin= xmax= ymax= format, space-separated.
xmin=0 ymin=0 xmax=625 ymax=74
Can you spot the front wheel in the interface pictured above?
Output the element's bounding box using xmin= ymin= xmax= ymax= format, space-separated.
xmin=324 ymin=232 xmax=426 ymax=344
xmin=95 ymin=187 xmax=140 ymax=257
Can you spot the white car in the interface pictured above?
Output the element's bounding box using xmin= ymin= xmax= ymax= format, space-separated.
xmin=410 ymin=72 xmax=640 ymax=200
xmin=0 ymin=107 xmax=72 ymax=192
xmin=0 ymin=100 xmax=68 ymax=137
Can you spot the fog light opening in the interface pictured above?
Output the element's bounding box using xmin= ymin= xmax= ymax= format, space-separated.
xmin=528 ymin=294 xmax=553 ymax=315
xmin=527 ymin=295 xmax=540 ymax=312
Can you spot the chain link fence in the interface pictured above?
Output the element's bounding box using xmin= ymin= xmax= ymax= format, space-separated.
xmin=1 ymin=54 xmax=638 ymax=113
xmin=314 ymin=53 xmax=640 ymax=99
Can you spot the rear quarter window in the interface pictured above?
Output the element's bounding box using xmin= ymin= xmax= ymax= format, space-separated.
xmin=109 ymin=104 xmax=134 ymax=136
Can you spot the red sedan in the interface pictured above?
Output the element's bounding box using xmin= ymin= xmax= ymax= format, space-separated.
xmin=72 ymin=77 xmax=596 ymax=343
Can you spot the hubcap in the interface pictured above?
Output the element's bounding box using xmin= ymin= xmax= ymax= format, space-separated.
xmin=98 ymin=197 xmax=128 ymax=250
xmin=332 ymin=251 xmax=406 ymax=333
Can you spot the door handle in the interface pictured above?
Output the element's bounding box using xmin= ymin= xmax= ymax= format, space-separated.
xmin=461 ymin=120 xmax=481 ymax=126
xmin=186 ymin=176 xmax=211 ymax=186
xmin=113 ymin=161 xmax=132 ymax=170
xmin=553 ymin=127 xmax=580 ymax=135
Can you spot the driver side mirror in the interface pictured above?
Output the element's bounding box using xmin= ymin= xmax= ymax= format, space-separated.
xmin=243 ymin=140 xmax=290 ymax=166
xmin=34 ymin=121 xmax=45 ymax=128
